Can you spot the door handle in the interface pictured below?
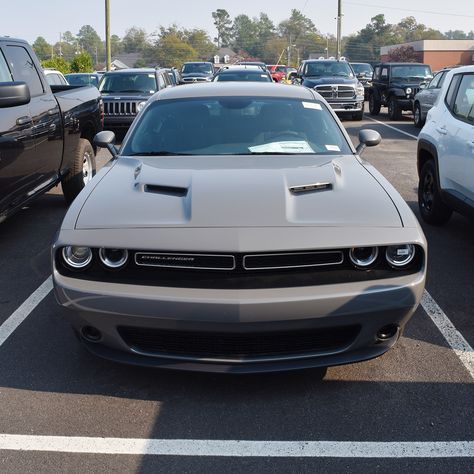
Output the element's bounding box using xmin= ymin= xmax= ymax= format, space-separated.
xmin=17 ymin=116 xmax=32 ymax=126
xmin=436 ymin=126 xmax=447 ymax=135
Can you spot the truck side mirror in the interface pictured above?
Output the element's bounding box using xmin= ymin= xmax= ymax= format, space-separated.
xmin=356 ymin=129 xmax=381 ymax=155
xmin=288 ymin=71 xmax=298 ymax=80
xmin=94 ymin=130 xmax=118 ymax=157
xmin=0 ymin=82 xmax=30 ymax=108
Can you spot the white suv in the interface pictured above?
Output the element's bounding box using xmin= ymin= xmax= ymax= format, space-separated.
xmin=417 ymin=66 xmax=474 ymax=225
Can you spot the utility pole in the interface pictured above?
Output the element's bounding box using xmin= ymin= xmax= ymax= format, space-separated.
xmin=336 ymin=0 xmax=342 ymax=59
xmin=59 ymin=32 xmax=62 ymax=57
xmin=105 ymin=0 xmax=111 ymax=71
xmin=287 ymin=34 xmax=291 ymax=67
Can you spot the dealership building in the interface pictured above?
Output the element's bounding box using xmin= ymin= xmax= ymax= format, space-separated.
xmin=380 ymin=40 xmax=474 ymax=70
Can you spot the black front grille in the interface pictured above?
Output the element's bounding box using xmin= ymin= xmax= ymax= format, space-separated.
xmin=104 ymin=101 xmax=138 ymax=116
xmin=118 ymin=325 xmax=360 ymax=360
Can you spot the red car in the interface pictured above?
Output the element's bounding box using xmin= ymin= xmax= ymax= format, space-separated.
xmin=267 ymin=65 xmax=291 ymax=82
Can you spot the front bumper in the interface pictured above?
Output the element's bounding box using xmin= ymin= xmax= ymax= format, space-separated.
xmin=54 ymin=269 xmax=425 ymax=373
xmin=328 ymin=100 xmax=364 ymax=113
xmin=103 ymin=115 xmax=136 ymax=129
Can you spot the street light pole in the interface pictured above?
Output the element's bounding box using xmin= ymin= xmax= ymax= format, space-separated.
xmin=105 ymin=0 xmax=111 ymax=71
xmin=336 ymin=0 xmax=342 ymax=59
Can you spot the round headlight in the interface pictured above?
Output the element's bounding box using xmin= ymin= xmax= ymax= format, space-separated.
xmin=62 ymin=246 xmax=92 ymax=269
xmin=99 ymin=248 xmax=129 ymax=269
xmin=405 ymin=87 xmax=412 ymax=95
xmin=386 ymin=244 xmax=415 ymax=268
xmin=137 ymin=101 xmax=147 ymax=113
xmin=349 ymin=247 xmax=379 ymax=268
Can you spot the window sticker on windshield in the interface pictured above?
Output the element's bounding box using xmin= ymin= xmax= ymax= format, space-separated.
xmin=302 ymin=102 xmax=322 ymax=110
xmin=148 ymin=74 xmax=155 ymax=78
xmin=325 ymin=145 xmax=341 ymax=152
xmin=261 ymin=75 xmax=268 ymax=78
xmin=249 ymin=141 xmax=315 ymax=153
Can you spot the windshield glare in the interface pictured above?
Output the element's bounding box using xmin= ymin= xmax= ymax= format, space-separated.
xmin=99 ymin=73 xmax=157 ymax=94
xmin=391 ymin=65 xmax=432 ymax=79
xmin=122 ymin=97 xmax=352 ymax=156
xmin=305 ymin=61 xmax=354 ymax=78
xmin=182 ymin=63 xmax=213 ymax=74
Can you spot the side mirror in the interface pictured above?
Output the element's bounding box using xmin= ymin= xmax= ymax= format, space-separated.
xmin=419 ymin=82 xmax=427 ymax=89
xmin=94 ymin=130 xmax=118 ymax=157
xmin=356 ymin=129 xmax=381 ymax=155
xmin=288 ymin=71 xmax=298 ymax=80
xmin=0 ymin=82 xmax=30 ymax=108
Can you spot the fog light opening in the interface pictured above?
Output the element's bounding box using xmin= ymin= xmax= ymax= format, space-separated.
xmin=81 ymin=326 xmax=102 ymax=342
xmin=376 ymin=324 xmax=399 ymax=341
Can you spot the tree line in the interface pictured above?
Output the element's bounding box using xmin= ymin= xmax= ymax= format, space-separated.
xmin=33 ymin=9 xmax=474 ymax=73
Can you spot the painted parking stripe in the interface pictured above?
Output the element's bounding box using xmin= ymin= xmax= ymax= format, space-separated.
xmin=0 ymin=276 xmax=52 ymax=348
xmin=364 ymin=115 xmax=419 ymax=140
xmin=0 ymin=435 xmax=472 ymax=457
xmin=421 ymin=290 xmax=474 ymax=379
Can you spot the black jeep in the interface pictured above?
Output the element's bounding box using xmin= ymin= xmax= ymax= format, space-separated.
xmin=369 ymin=63 xmax=432 ymax=120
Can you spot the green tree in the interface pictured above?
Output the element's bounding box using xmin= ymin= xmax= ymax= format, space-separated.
xmin=255 ymin=13 xmax=275 ymax=58
xmin=33 ymin=36 xmax=52 ymax=61
xmin=77 ymin=25 xmax=102 ymax=57
xmin=212 ymin=9 xmax=233 ymax=47
xmin=41 ymin=57 xmax=71 ymax=74
xmin=110 ymin=35 xmax=123 ymax=56
xmin=122 ymin=27 xmax=148 ymax=53
xmin=70 ymin=52 xmax=93 ymax=72
xmin=278 ymin=9 xmax=317 ymax=41
xmin=386 ymin=45 xmax=419 ymax=62
xmin=262 ymin=37 xmax=288 ymax=64
xmin=185 ymin=29 xmax=216 ymax=60
xmin=232 ymin=15 xmax=259 ymax=56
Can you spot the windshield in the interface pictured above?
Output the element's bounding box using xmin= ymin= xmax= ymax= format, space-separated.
xmin=182 ymin=63 xmax=213 ymax=74
xmin=391 ymin=65 xmax=432 ymax=80
xmin=99 ymin=73 xmax=157 ymax=94
xmin=121 ymin=97 xmax=352 ymax=156
xmin=304 ymin=61 xmax=354 ymax=78
xmin=213 ymin=71 xmax=272 ymax=82
xmin=66 ymin=74 xmax=99 ymax=87
xmin=351 ymin=64 xmax=373 ymax=75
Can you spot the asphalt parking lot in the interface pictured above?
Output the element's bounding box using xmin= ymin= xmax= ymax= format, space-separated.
xmin=0 ymin=106 xmax=472 ymax=473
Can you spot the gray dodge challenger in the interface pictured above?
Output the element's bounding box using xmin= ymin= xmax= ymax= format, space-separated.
xmin=53 ymin=82 xmax=427 ymax=373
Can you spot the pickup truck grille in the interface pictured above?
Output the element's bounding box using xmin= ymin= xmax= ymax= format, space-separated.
xmin=104 ymin=101 xmax=138 ymax=116
xmin=315 ymin=85 xmax=356 ymax=99
xmin=182 ymin=77 xmax=208 ymax=83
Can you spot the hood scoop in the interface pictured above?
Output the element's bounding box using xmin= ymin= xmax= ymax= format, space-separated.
xmin=144 ymin=184 xmax=188 ymax=197
xmin=289 ymin=182 xmax=333 ymax=195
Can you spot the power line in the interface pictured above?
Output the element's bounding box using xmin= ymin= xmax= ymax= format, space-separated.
xmin=345 ymin=2 xmax=474 ymax=18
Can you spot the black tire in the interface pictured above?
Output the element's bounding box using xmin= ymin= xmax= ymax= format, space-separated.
xmin=352 ymin=109 xmax=364 ymax=121
xmin=368 ymin=93 xmax=380 ymax=115
xmin=413 ymin=102 xmax=424 ymax=128
xmin=388 ymin=96 xmax=402 ymax=120
xmin=418 ymin=160 xmax=452 ymax=225
xmin=62 ymin=138 xmax=96 ymax=205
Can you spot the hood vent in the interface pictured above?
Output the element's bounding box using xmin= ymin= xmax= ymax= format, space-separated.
xmin=289 ymin=182 xmax=333 ymax=195
xmin=144 ymin=184 xmax=188 ymax=197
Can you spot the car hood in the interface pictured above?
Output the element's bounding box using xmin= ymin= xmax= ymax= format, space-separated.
xmin=181 ymin=72 xmax=212 ymax=78
xmin=75 ymin=155 xmax=402 ymax=229
xmin=303 ymin=76 xmax=357 ymax=87
xmin=101 ymin=93 xmax=152 ymax=100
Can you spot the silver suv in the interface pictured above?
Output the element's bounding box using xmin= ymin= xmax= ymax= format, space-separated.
xmin=418 ymin=66 xmax=474 ymax=224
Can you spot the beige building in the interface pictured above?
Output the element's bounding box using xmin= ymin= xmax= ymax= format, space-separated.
xmin=380 ymin=40 xmax=474 ymax=70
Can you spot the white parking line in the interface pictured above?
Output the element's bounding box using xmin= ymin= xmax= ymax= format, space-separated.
xmin=0 ymin=435 xmax=473 ymax=457
xmin=364 ymin=115 xmax=419 ymax=140
xmin=0 ymin=276 xmax=52 ymax=348
xmin=421 ymin=290 xmax=474 ymax=379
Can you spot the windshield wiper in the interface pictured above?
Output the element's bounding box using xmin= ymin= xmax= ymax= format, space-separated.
xmin=128 ymin=151 xmax=192 ymax=156
xmin=117 ymin=89 xmax=148 ymax=93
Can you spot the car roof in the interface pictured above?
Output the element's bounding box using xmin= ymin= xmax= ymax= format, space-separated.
xmin=152 ymin=82 xmax=315 ymax=101
xmin=218 ymin=66 xmax=266 ymax=71
xmin=183 ymin=62 xmax=213 ymax=65
xmin=102 ymin=68 xmax=158 ymax=75
xmin=375 ymin=62 xmax=430 ymax=66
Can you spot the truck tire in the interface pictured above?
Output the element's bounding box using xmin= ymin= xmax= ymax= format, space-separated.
xmin=418 ymin=160 xmax=452 ymax=225
xmin=413 ymin=102 xmax=424 ymax=128
xmin=368 ymin=93 xmax=380 ymax=115
xmin=62 ymin=138 xmax=96 ymax=205
xmin=388 ymin=97 xmax=402 ymax=120
xmin=352 ymin=109 xmax=364 ymax=121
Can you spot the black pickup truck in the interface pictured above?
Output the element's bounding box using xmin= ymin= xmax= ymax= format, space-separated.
xmin=0 ymin=38 xmax=103 ymax=222
xmin=368 ymin=62 xmax=433 ymax=120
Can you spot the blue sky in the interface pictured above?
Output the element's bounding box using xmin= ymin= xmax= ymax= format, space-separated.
xmin=2 ymin=0 xmax=473 ymax=44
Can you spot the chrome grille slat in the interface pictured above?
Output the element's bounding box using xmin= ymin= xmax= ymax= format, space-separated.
xmin=315 ymin=85 xmax=356 ymax=99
